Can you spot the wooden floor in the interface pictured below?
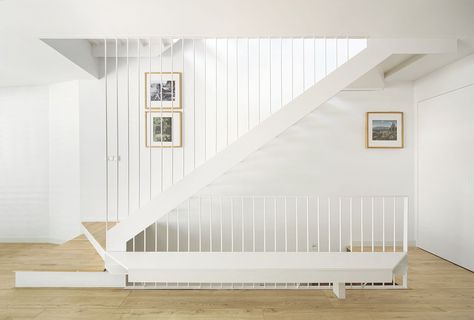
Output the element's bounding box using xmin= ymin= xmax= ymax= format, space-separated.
xmin=1 ymin=241 xmax=474 ymax=320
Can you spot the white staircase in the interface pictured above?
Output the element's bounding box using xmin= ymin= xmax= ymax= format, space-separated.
xmin=15 ymin=37 xmax=457 ymax=298
xmin=107 ymin=38 xmax=457 ymax=251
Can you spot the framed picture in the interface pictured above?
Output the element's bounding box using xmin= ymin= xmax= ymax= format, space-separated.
xmin=366 ymin=112 xmax=404 ymax=148
xmin=145 ymin=72 xmax=181 ymax=109
xmin=145 ymin=111 xmax=182 ymax=148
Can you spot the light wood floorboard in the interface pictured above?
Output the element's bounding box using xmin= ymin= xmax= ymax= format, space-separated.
xmin=0 ymin=240 xmax=473 ymax=319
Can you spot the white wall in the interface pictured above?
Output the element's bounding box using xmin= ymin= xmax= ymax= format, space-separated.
xmin=0 ymin=82 xmax=82 ymax=243
xmin=415 ymin=53 xmax=474 ymax=271
xmin=0 ymin=86 xmax=50 ymax=241
xmin=49 ymin=81 xmax=82 ymax=242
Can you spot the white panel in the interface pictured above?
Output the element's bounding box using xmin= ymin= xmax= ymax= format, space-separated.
xmin=418 ymin=84 xmax=474 ymax=271
xmin=109 ymin=251 xmax=406 ymax=283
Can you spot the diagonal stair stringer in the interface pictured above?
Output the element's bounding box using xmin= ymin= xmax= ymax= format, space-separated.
xmin=107 ymin=38 xmax=457 ymax=251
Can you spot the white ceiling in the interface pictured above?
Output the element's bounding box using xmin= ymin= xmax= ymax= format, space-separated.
xmin=1 ymin=0 xmax=474 ymax=87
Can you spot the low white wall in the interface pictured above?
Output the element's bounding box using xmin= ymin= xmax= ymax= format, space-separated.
xmin=0 ymin=86 xmax=50 ymax=241
xmin=415 ymin=53 xmax=474 ymax=271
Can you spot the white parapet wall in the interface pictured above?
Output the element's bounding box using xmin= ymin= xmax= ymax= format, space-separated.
xmin=15 ymin=271 xmax=125 ymax=288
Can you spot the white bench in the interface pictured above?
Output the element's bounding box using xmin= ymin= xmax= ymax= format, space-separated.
xmin=107 ymin=251 xmax=408 ymax=299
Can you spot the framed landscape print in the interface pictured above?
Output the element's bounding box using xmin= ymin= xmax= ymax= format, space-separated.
xmin=146 ymin=111 xmax=182 ymax=148
xmin=366 ymin=112 xmax=404 ymax=148
xmin=145 ymin=72 xmax=181 ymax=109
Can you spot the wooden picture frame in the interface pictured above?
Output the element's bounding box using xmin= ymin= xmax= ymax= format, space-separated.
xmin=145 ymin=111 xmax=182 ymax=148
xmin=366 ymin=112 xmax=404 ymax=149
xmin=145 ymin=72 xmax=182 ymax=110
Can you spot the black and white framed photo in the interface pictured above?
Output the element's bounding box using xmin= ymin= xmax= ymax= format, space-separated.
xmin=366 ymin=112 xmax=404 ymax=148
xmin=145 ymin=72 xmax=181 ymax=109
xmin=145 ymin=111 xmax=182 ymax=148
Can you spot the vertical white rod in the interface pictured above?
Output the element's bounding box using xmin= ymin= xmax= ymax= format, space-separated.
xmin=346 ymin=37 xmax=349 ymax=63
xmin=284 ymin=197 xmax=288 ymax=252
xmin=306 ymin=196 xmax=309 ymax=252
xmin=302 ymin=37 xmax=305 ymax=91
xmin=252 ymin=196 xmax=255 ymax=252
xmin=393 ymin=197 xmax=396 ymax=252
xmin=241 ymin=197 xmax=244 ymax=252
xmin=137 ymin=39 xmax=141 ymax=210
xmin=295 ymin=197 xmax=298 ymax=252
xmin=210 ymin=197 xmax=213 ymax=252
xmin=339 ymin=197 xmax=342 ymax=252
xmin=247 ymin=38 xmax=250 ymax=132
xmin=126 ymin=38 xmax=130 ymax=217
xmin=313 ymin=37 xmax=317 ymax=84
xmin=171 ymin=39 xmax=175 ymax=185
xmin=257 ymin=38 xmax=260 ymax=123
xmin=403 ymin=197 xmax=408 ymax=253
xmin=371 ymin=197 xmax=374 ymax=252
xmin=403 ymin=196 xmax=409 ymax=288
xmin=226 ymin=39 xmax=229 ymax=146
xmin=177 ymin=207 xmax=180 ymax=252
xmin=144 ymin=226 xmax=147 ymax=252
xmin=182 ymin=38 xmax=185 ymax=178
xmin=193 ymin=39 xmax=196 ymax=169
xmin=215 ymin=38 xmax=218 ymax=154
xmin=382 ymin=197 xmax=385 ymax=252
xmin=220 ymin=196 xmax=223 ymax=252
xmin=324 ymin=37 xmax=327 ymax=76
xmin=269 ymin=38 xmax=272 ymax=113
xmin=231 ymin=197 xmax=234 ymax=252
xmin=361 ymin=197 xmax=364 ymax=252
xmin=350 ymin=197 xmax=353 ymax=252
xmin=166 ymin=210 xmax=169 ymax=251
xmin=280 ymin=37 xmax=283 ymax=108
xmin=199 ymin=196 xmax=202 ymax=252
xmin=204 ymin=38 xmax=207 ymax=160
xmin=291 ymin=38 xmax=294 ymax=99
xmin=328 ymin=197 xmax=331 ymax=252
xmin=160 ymin=39 xmax=164 ymax=192
xmin=263 ymin=197 xmax=266 ymax=252
xmin=154 ymin=221 xmax=157 ymax=252
xmin=317 ymin=196 xmax=320 ymax=252
xmin=148 ymin=38 xmax=152 ymax=198
xmin=115 ymin=38 xmax=119 ymax=222
xmin=187 ymin=199 xmax=190 ymax=251
xmin=104 ymin=39 xmax=109 ymax=231
xmin=236 ymin=38 xmax=239 ymax=138
xmin=274 ymin=197 xmax=277 ymax=252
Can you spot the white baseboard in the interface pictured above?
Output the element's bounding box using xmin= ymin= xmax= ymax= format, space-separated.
xmin=81 ymin=224 xmax=106 ymax=260
xmin=0 ymin=237 xmax=63 ymax=244
xmin=15 ymin=271 xmax=125 ymax=288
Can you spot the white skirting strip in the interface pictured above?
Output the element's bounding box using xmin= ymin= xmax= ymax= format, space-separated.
xmin=15 ymin=271 xmax=125 ymax=288
xmin=81 ymin=224 xmax=106 ymax=260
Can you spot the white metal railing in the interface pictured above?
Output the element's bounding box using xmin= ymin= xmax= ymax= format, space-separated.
xmin=102 ymin=37 xmax=368 ymax=225
xmin=125 ymin=195 xmax=408 ymax=289
xmin=127 ymin=195 xmax=408 ymax=253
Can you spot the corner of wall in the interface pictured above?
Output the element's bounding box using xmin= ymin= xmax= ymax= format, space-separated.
xmin=48 ymin=81 xmax=82 ymax=243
